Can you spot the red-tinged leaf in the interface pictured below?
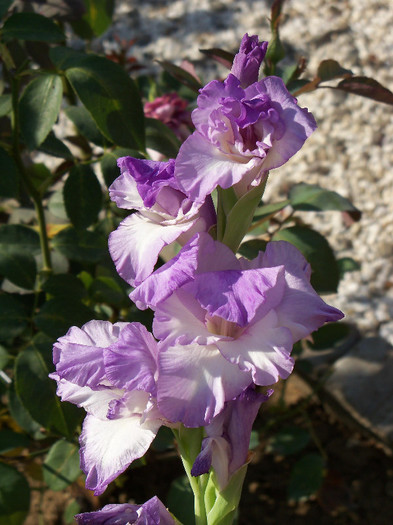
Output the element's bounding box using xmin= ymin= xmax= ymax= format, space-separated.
xmin=180 ymin=60 xmax=202 ymax=83
xmin=336 ymin=76 xmax=393 ymax=105
xmin=156 ymin=60 xmax=202 ymax=92
xmin=317 ymin=59 xmax=353 ymax=82
xmin=271 ymin=0 xmax=286 ymax=28
xmin=199 ymin=48 xmax=235 ymax=69
xmin=292 ymin=78 xmax=320 ymax=96
xmin=292 ymin=59 xmax=352 ymax=96
xmin=341 ymin=209 xmax=361 ymax=226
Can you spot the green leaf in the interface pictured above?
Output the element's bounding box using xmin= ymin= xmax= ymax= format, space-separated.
xmin=0 ymin=146 xmax=20 ymax=198
xmin=272 ymin=226 xmax=340 ymax=294
xmin=0 ymin=250 xmax=36 ymax=289
xmin=281 ymin=64 xmax=298 ymax=86
xmin=42 ymin=273 xmax=87 ymax=301
xmin=26 ymin=162 xmax=52 ymax=193
xmin=63 ymin=164 xmax=102 ymax=229
xmin=90 ymin=276 xmax=126 ymax=307
xmin=34 ymin=297 xmax=96 ymax=339
xmin=0 ymin=345 xmax=10 ymax=369
xmin=0 ymin=429 xmax=29 ymax=454
xmin=0 ymin=225 xmax=39 ymax=293
xmin=64 ymin=500 xmax=81 ymax=524
xmin=1 ymin=12 xmax=65 ymax=42
xmin=266 ymin=426 xmax=310 ymax=456
xmin=289 ymin=183 xmax=360 ymax=220
xmin=288 ymin=453 xmax=325 ymax=502
xmin=38 ymin=131 xmax=73 ymax=159
xmin=65 ymin=105 xmax=110 ymax=146
xmin=337 ymin=256 xmax=360 ymax=277
xmin=100 ymin=147 xmax=144 ymax=187
xmin=0 ymin=462 xmax=30 ymax=525
xmin=79 ymin=0 xmax=115 ymax=37
xmin=145 ymin=117 xmax=181 ymax=158
xmin=48 ymin=189 xmax=68 ymax=220
xmin=167 ymin=476 xmax=195 ymax=525
xmin=287 ymin=78 xmax=313 ymax=95
xmin=52 ymin=227 xmax=107 ymax=263
xmin=14 ymin=344 xmax=82 ymax=437
xmin=317 ymin=59 xmax=352 ymax=82
xmin=19 ymin=73 xmax=63 ymax=150
xmin=7 ymin=386 xmax=45 ymax=439
xmin=0 ymin=224 xmax=40 ymax=254
xmin=157 ymin=60 xmax=202 ymax=93
xmin=0 ymin=94 xmax=12 ymax=117
xmin=50 ymin=47 xmax=145 ymax=149
xmin=253 ymin=200 xmax=290 ymax=222
xmin=309 ymin=322 xmax=351 ymax=351
xmin=151 ymin=426 xmax=175 ymax=452
xmin=43 ymin=440 xmax=81 ymax=491
xmin=249 ymin=430 xmax=259 ymax=450
xmin=0 ymin=0 xmax=13 ymax=20
xmin=238 ymin=239 xmax=267 ymax=260
xmin=336 ymin=76 xmax=393 ymax=105
xmin=0 ymin=295 xmax=29 ymax=341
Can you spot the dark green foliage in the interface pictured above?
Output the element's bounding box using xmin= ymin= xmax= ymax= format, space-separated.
xmin=0 ymin=462 xmax=30 ymax=525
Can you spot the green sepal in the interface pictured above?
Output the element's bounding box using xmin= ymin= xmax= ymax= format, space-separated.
xmin=221 ymin=180 xmax=267 ymax=252
xmin=205 ymin=465 xmax=247 ymax=525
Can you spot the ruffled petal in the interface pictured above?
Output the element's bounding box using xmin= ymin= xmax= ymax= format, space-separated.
xmin=157 ymin=342 xmax=251 ymax=427
xmin=192 ymin=76 xmax=245 ymax=134
xmin=75 ymin=504 xmax=138 ymax=524
xmin=249 ymin=76 xmax=317 ymax=171
xmin=80 ymin=407 xmax=162 ymax=495
xmin=104 ymin=323 xmax=158 ymax=394
xmin=175 ymin=131 xmax=261 ymax=202
xmin=153 ymin=290 xmax=213 ymax=347
xmin=109 ymin=157 xmax=145 ymax=210
xmin=51 ymin=377 xmax=122 ymax=419
xmin=261 ymin=240 xmax=312 ymax=280
xmin=216 ymin=309 xmax=294 ymax=385
xmin=76 ymin=497 xmax=174 ymax=525
xmin=53 ymin=321 xmax=128 ymax=388
xmin=275 ymin=275 xmax=344 ymax=341
xmin=189 ymin=265 xmax=285 ymax=327
xmin=131 ymin=232 xmax=240 ymax=310
xmin=109 ymin=212 xmax=191 ymax=286
xmin=260 ymin=241 xmax=344 ymax=340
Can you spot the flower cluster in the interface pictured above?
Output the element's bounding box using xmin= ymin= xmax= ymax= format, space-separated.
xmin=144 ymin=92 xmax=193 ymax=142
xmin=51 ymin=34 xmax=343 ymax=521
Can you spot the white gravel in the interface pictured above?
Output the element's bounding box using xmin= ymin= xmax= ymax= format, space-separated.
xmin=104 ymin=0 xmax=393 ymax=338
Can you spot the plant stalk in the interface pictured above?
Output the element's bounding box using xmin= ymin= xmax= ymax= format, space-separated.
xmin=11 ymin=76 xmax=52 ymax=276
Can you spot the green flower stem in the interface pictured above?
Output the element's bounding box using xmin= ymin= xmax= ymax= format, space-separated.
xmin=11 ymin=77 xmax=52 ymax=277
xmin=173 ymin=426 xmax=208 ymax=525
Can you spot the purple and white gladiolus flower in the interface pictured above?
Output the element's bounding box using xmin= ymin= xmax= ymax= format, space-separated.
xmin=175 ymin=68 xmax=317 ymax=202
xmin=109 ymin=157 xmax=216 ymax=287
xmin=75 ymin=496 xmax=175 ymax=524
xmin=192 ymin=386 xmax=271 ymax=490
xmin=132 ymin=233 xmax=343 ymax=427
xmin=50 ymin=320 xmax=174 ymax=495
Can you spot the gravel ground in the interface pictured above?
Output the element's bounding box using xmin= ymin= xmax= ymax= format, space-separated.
xmin=104 ymin=0 xmax=393 ymax=340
